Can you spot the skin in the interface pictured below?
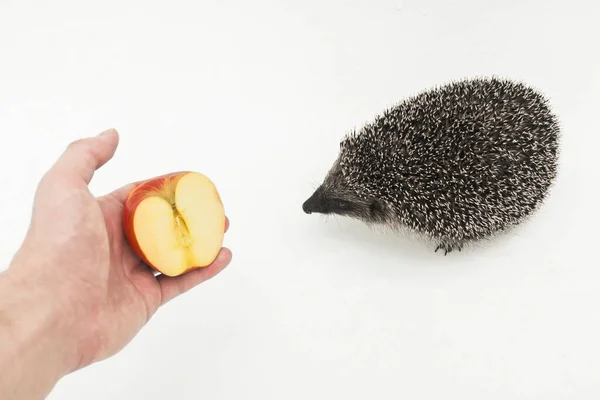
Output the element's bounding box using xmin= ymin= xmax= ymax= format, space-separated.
xmin=0 ymin=129 xmax=232 ymax=400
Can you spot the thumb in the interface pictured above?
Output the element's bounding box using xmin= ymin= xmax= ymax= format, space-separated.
xmin=49 ymin=128 xmax=120 ymax=185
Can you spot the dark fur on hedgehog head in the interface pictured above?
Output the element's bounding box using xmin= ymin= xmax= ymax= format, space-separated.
xmin=303 ymin=76 xmax=560 ymax=254
xmin=302 ymin=158 xmax=393 ymax=225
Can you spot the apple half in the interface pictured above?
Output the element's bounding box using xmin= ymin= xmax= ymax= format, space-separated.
xmin=123 ymin=171 xmax=226 ymax=277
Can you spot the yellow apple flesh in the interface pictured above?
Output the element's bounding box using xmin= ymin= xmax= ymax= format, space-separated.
xmin=123 ymin=171 xmax=225 ymax=277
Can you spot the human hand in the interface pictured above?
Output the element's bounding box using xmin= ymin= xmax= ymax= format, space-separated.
xmin=0 ymin=128 xmax=231 ymax=398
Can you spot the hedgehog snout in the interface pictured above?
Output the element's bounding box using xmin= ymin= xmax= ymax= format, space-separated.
xmin=302 ymin=191 xmax=322 ymax=214
xmin=302 ymin=198 xmax=310 ymax=214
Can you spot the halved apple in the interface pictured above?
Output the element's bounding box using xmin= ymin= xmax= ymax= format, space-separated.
xmin=122 ymin=171 xmax=226 ymax=277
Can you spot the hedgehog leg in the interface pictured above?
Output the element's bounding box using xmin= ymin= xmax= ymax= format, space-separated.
xmin=435 ymin=240 xmax=462 ymax=255
xmin=435 ymin=243 xmax=453 ymax=255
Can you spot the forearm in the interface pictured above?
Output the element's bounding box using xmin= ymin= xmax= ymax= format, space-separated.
xmin=0 ymin=269 xmax=76 ymax=399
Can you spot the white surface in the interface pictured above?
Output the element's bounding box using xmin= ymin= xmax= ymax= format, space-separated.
xmin=1 ymin=0 xmax=599 ymax=398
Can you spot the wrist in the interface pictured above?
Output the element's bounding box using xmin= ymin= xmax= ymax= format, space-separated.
xmin=0 ymin=268 xmax=79 ymax=398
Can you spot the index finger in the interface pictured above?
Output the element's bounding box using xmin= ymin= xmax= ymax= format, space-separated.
xmin=107 ymin=181 xmax=144 ymax=204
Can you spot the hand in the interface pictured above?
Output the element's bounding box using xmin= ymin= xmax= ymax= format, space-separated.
xmin=0 ymin=128 xmax=232 ymax=399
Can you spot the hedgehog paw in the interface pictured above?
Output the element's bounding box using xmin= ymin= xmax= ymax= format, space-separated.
xmin=435 ymin=242 xmax=462 ymax=255
xmin=434 ymin=244 xmax=452 ymax=255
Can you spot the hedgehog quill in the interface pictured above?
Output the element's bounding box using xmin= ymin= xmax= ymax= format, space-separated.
xmin=302 ymin=77 xmax=560 ymax=254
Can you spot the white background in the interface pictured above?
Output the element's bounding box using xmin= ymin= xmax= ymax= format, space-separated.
xmin=1 ymin=0 xmax=599 ymax=398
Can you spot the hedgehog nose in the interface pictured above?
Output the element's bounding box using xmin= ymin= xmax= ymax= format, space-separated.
xmin=302 ymin=200 xmax=313 ymax=214
xmin=302 ymin=193 xmax=319 ymax=214
xmin=303 ymin=187 xmax=326 ymax=215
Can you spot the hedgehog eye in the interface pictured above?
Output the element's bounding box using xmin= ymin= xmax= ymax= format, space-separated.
xmin=332 ymin=199 xmax=350 ymax=210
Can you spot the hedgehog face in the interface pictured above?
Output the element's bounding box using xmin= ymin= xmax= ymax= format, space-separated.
xmin=302 ymin=162 xmax=388 ymax=224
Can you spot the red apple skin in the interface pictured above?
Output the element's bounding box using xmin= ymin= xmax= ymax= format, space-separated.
xmin=121 ymin=171 xmax=225 ymax=275
xmin=122 ymin=171 xmax=186 ymax=273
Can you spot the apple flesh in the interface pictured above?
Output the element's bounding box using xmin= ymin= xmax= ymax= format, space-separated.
xmin=123 ymin=171 xmax=226 ymax=277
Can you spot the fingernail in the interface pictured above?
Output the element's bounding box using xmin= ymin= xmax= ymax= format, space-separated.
xmin=98 ymin=128 xmax=115 ymax=137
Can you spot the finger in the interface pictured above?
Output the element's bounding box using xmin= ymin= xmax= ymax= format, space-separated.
xmin=49 ymin=128 xmax=119 ymax=185
xmin=157 ymin=247 xmax=232 ymax=306
xmin=224 ymin=216 xmax=230 ymax=233
xmin=106 ymin=180 xmax=144 ymax=204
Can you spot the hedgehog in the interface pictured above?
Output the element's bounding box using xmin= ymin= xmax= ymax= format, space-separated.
xmin=302 ymin=76 xmax=560 ymax=254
